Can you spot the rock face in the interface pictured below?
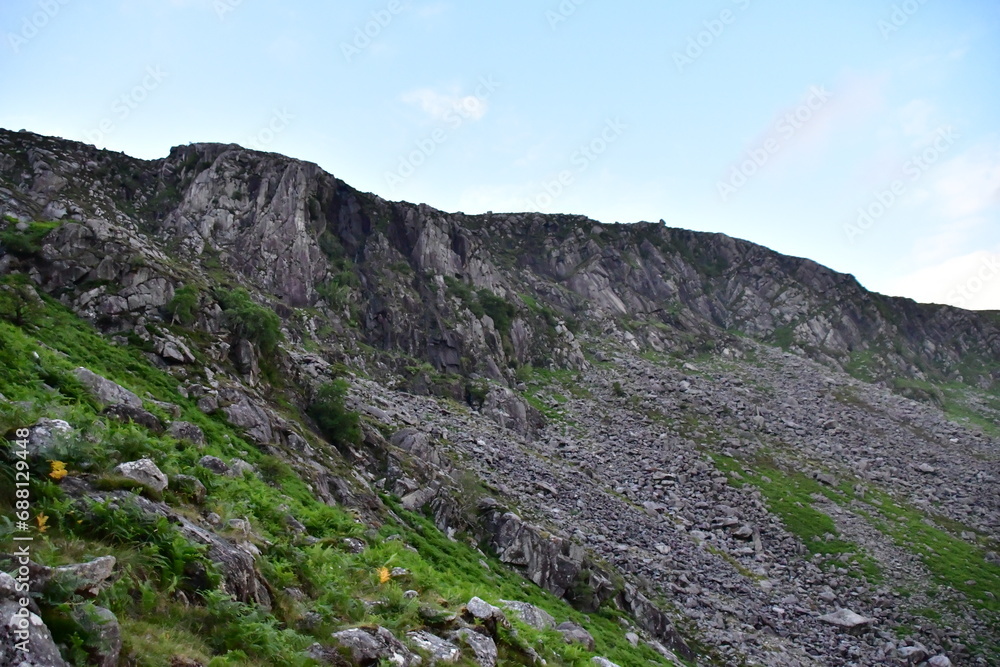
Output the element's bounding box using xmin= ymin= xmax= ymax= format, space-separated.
xmin=2 ymin=128 xmax=1000 ymax=667
xmin=3 ymin=128 xmax=997 ymax=395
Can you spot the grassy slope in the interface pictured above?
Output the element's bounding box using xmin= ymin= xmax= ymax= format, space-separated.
xmin=0 ymin=289 xmax=676 ymax=666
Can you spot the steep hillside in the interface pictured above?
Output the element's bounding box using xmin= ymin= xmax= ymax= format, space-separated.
xmin=1 ymin=128 xmax=998 ymax=667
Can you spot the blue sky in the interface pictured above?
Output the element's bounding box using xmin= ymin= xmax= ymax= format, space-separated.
xmin=2 ymin=0 xmax=999 ymax=309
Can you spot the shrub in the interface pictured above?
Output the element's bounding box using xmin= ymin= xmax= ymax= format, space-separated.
xmin=166 ymin=285 xmax=200 ymax=325
xmin=0 ymin=221 xmax=61 ymax=256
xmin=0 ymin=274 xmax=43 ymax=327
xmin=307 ymin=379 xmax=361 ymax=448
xmin=479 ymin=289 xmax=516 ymax=333
xmin=217 ymin=288 xmax=282 ymax=355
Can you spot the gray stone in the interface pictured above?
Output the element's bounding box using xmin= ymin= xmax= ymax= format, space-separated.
xmin=198 ymin=455 xmax=230 ymax=475
xmin=592 ymin=658 xmax=621 ymax=667
xmin=73 ymin=367 xmax=142 ymax=408
xmin=25 ymin=418 xmax=72 ymax=458
xmin=556 ymin=621 xmax=595 ymax=650
xmin=453 ymin=628 xmax=497 ymax=667
xmin=167 ymin=421 xmax=206 ymax=446
xmin=331 ymin=626 xmax=421 ymax=666
xmin=818 ymin=608 xmax=872 ymax=629
xmin=53 ymin=556 xmax=116 ymax=597
xmin=102 ymin=403 xmax=164 ymax=432
xmin=111 ymin=458 xmax=168 ymax=493
xmin=172 ymin=474 xmax=207 ymax=504
xmin=927 ymin=656 xmax=952 ymax=667
xmin=406 ymin=630 xmax=460 ymax=663
xmin=0 ymin=599 xmax=69 ymax=666
xmin=898 ymin=645 xmax=929 ymax=663
xmin=227 ymin=458 xmax=256 ymax=478
xmin=499 ymin=599 xmax=555 ymax=630
xmin=0 ymin=572 xmax=17 ymax=599
xmin=71 ymin=605 xmax=121 ymax=667
xmin=466 ymin=597 xmax=505 ymax=623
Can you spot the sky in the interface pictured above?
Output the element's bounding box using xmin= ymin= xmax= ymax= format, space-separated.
xmin=2 ymin=1 xmax=999 ymax=310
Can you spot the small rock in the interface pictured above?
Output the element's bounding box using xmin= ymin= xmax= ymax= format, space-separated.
xmin=592 ymin=658 xmax=622 ymax=667
xmin=198 ymin=455 xmax=230 ymax=475
xmin=818 ymin=608 xmax=872 ymax=629
xmin=172 ymin=475 xmax=207 ymax=504
xmin=111 ymin=458 xmax=168 ymax=493
xmin=556 ymin=622 xmax=595 ymax=651
xmin=167 ymin=421 xmax=206 ymax=446
xmin=499 ymin=599 xmax=555 ymax=630
xmin=331 ymin=626 xmax=420 ymax=667
xmin=406 ymin=630 xmax=461 ymax=663
xmin=453 ymin=628 xmax=497 ymax=667
xmin=927 ymin=656 xmax=952 ymax=667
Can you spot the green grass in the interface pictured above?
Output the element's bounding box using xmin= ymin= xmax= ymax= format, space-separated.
xmin=0 ymin=278 xmax=684 ymax=666
xmin=710 ymin=454 xmax=882 ymax=583
xmin=0 ymin=220 xmax=62 ymax=256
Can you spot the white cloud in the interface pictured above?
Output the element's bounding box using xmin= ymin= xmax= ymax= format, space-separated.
xmin=401 ymin=86 xmax=489 ymax=122
xmin=884 ymin=248 xmax=1000 ymax=310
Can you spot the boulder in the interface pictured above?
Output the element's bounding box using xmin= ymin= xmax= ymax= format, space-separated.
xmin=556 ymin=621 xmax=595 ymax=650
xmin=818 ymin=608 xmax=873 ymax=630
xmin=227 ymin=458 xmax=256 ymax=478
xmin=0 ymin=599 xmax=69 ymax=666
xmin=452 ymin=628 xmax=497 ymax=667
xmin=102 ymin=403 xmax=165 ymax=433
xmin=331 ymin=626 xmax=421 ymax=666
xmin=172 ymin=475 xmax=207 ymax=504
xmin=499 ymin=600 xmax=555 ymax=630
xmin=927 ymin=656 xmax=952 ymax=667
xmin=111 ymin=458 xmax=168 ymax=494
xmin=72 ymin=367 xmax=142 ymax=408
xmin=53 ymin=556 xmax=116 ymax=597
xmin=592 ymin=659 xmax=621 ymax=667
xmin=198 ymin=455 xmax=230 ymax=475
xmin=167 ymin=421 xmax=206 ymax=446
xmin=71 ymin=605 xmax=121 ymax=667
xmin=481 ymin=510 xmax=583 ymax=598
xmin=465 ymin=597 xmax=505 ymax=624
xmin=25 ymin=418 xmax=72 ymax=458
xmin=406 ymin=630 xmax=460 ymax=663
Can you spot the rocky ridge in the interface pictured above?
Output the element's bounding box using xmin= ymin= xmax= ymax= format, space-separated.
xmin=0 ymin=128 xmax=998 ymax=666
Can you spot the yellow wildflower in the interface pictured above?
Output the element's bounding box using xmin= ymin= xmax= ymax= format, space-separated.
xmin=49 ymin=460 xmax=68 ymax=480
xmin=36 ymin=513 xmax=49 ymax=533
xmin=378 ymin=567 xmax=391 ymax=584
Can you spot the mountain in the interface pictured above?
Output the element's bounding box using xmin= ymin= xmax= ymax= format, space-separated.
xmin=0 ymin=127 xmax=997 ymax=667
